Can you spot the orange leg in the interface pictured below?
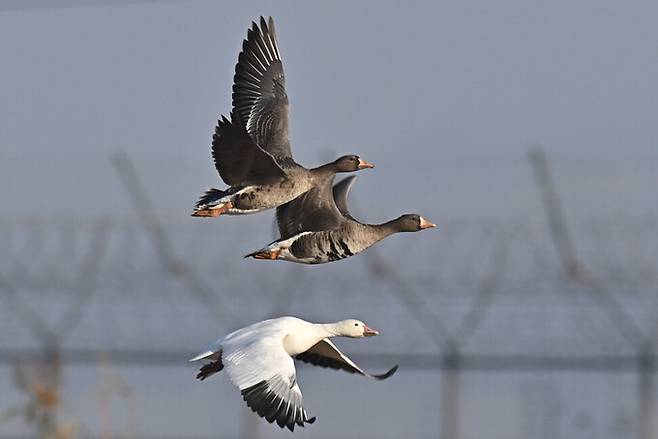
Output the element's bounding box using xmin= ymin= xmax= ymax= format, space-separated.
xmin=251 ymin=249 xmax=281 ymax=260
xmin=191 ymin=201 xmax=233 ymax=217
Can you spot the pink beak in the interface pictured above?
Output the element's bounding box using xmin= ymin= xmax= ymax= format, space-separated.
xmin=363 ymin=324 xmax=379 ymax=337
xmin=357 ymin=158 xmax=375 ymax=169
xmin=419 ymin=217 xmax=437 ymax=229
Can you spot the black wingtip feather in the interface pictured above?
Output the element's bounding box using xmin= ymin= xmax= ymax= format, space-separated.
xmin=241 ymin=380 xmax=313 ymax=430
xmin=374 ymin=365 xmax=399 ymax=380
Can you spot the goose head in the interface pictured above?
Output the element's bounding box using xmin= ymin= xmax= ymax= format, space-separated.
xmin=392 ymin=214 xmax=437 ymax=232
xmin=334 ymin=319 xmax=380 ymax=338
xmin=332 ymin=155 xmax=375 ymax=172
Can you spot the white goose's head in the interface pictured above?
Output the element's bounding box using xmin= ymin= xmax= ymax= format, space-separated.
xmin=335 ymin=319 xmax=380 ymax=338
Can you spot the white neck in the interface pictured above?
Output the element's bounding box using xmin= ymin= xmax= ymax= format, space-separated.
xmin=283 ymin=322 xmax=338 ymax=356
xmin=315 ymin=322 xmax=342 ymax=338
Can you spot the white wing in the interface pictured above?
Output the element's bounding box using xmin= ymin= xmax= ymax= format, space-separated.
xmin=223 ymin=336 xmax=315 ymax=431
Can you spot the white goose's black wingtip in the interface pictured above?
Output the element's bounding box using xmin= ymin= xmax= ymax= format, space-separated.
xmin=373 ymin=365 xmax=399 ymax=380
xmin=241 ymin=380 xmax=315 ymax=431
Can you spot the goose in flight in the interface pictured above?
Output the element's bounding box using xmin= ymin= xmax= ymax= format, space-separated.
xmin=189 ymin=316 xmax=397 ymax=431
xmin=192 ymin=17 xmax=373 ymax=217
xmin=245 ymin=176 xmax=436 ymax=264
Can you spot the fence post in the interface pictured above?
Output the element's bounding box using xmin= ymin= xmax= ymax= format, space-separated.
xmin=638 ymin=348 xmax=655 ymax=439
xmin=441 ymin=348 xmax=460 ymax=439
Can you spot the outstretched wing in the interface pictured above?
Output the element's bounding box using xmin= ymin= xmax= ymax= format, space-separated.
xmin=276 ymin=177 xmax=346 ymax=240
xmin=212 ymin=115 xmax=286 ymax=186
xmin=223 ymin=338 xmax=315 ymax=431
xmin=296 ymin=339 xmax=398 ymax=380
xmin=232 ymin=17 xmax=292 ymax=160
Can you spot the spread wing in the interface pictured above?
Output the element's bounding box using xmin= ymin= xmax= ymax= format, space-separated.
xmin=296 ymin=339 xmax=398 ymax=380
xmin=232 ymin=17 xmax=292 ymax=160
xmin=276 ymin=177 xmax=346 ymax=240
xmin=212 ymin=115 xmax=286 ymax=186
xmin=223 ymin=338 xmax=315 ymax=431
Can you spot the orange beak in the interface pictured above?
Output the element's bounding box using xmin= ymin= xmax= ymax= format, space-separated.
xmin=357 ymin=158 xmax=375 ymax=169
xmin=419 ymin=217 xmax=436 ymax=229
xmin=363 ymin=324 xmax=379 ymax=337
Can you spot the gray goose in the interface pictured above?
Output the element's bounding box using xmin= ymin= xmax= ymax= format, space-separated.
xmin=192 ymin=17 xmax=373 ymax=217
xmin=245 ymin=176 xmax=436 ymax=264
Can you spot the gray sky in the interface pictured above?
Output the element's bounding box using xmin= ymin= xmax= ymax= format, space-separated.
xmin=1 ymin=2 xmax=657 ymax=437
xmin=1 ymin=0 xmax=657 ymax=221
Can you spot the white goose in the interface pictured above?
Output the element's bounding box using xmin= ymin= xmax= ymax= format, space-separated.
xmin=189 ymin=316 xmax=398 ymax=431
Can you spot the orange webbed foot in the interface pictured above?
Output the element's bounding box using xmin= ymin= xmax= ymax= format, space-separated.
xmin=191 ymin=201 xmax=233 ymax=217
xmin=250 ymin=249 xmax=281 ymax=260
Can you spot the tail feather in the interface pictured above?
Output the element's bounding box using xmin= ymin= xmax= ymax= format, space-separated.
xmin=192 ymin=188 xmax=232 ymax=217
xmin=196 ymin=358 xmax=224 ymax=381
xmin=194 ymin=188 xmax=228 ymax=210
xmin=244 ymin=249 xmax=261 ymax=259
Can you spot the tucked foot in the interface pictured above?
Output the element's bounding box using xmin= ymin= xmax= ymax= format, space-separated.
xmin=191 ymin=201 xmax=233 ymax=217
xmin=245 ymin=248 xmax=282 ymax=260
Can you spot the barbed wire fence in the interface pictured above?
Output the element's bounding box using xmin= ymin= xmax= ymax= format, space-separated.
xmin=0 ymin=218 xmax=110 ymax=438
xmin=528 ymin=147 xmax=655 ymax=439
xmin=0 ymin=152 xmax=657 ymax=438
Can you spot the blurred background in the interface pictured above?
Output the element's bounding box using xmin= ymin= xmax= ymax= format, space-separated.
xmin=1 ymin=0 xmax=657 ymax=438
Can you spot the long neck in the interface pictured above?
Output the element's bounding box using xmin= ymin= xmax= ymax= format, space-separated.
xmin=285 ymin=321 xmax=338 ymax=355
xmin=367 ymin=218 xmax=401 ymax=239
xmin=310 ymin=162 xmax=338 ymax=178
xmin=315 ymin=322 xmax=343 ymax=338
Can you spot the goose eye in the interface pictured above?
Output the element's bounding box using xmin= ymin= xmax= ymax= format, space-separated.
xmin=355 ymin=323 xmax=359 ymax=326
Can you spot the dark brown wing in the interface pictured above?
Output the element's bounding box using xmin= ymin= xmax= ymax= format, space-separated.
xmin=275 ymin=177 xmax=346 ymax=239
xmin=296 ymin=339 xmax=398 ymax=380
xmin=232 ymin=17 xmax=292 ymax=160
xmin=212 ymin=115 xmax=286 ymax=186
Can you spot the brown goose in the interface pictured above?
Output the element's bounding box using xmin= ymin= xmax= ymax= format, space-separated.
xmin=245 ymin=176 xmax=436 ymax=264
xmin=192 ymin=17 xmax=373 ymax=217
